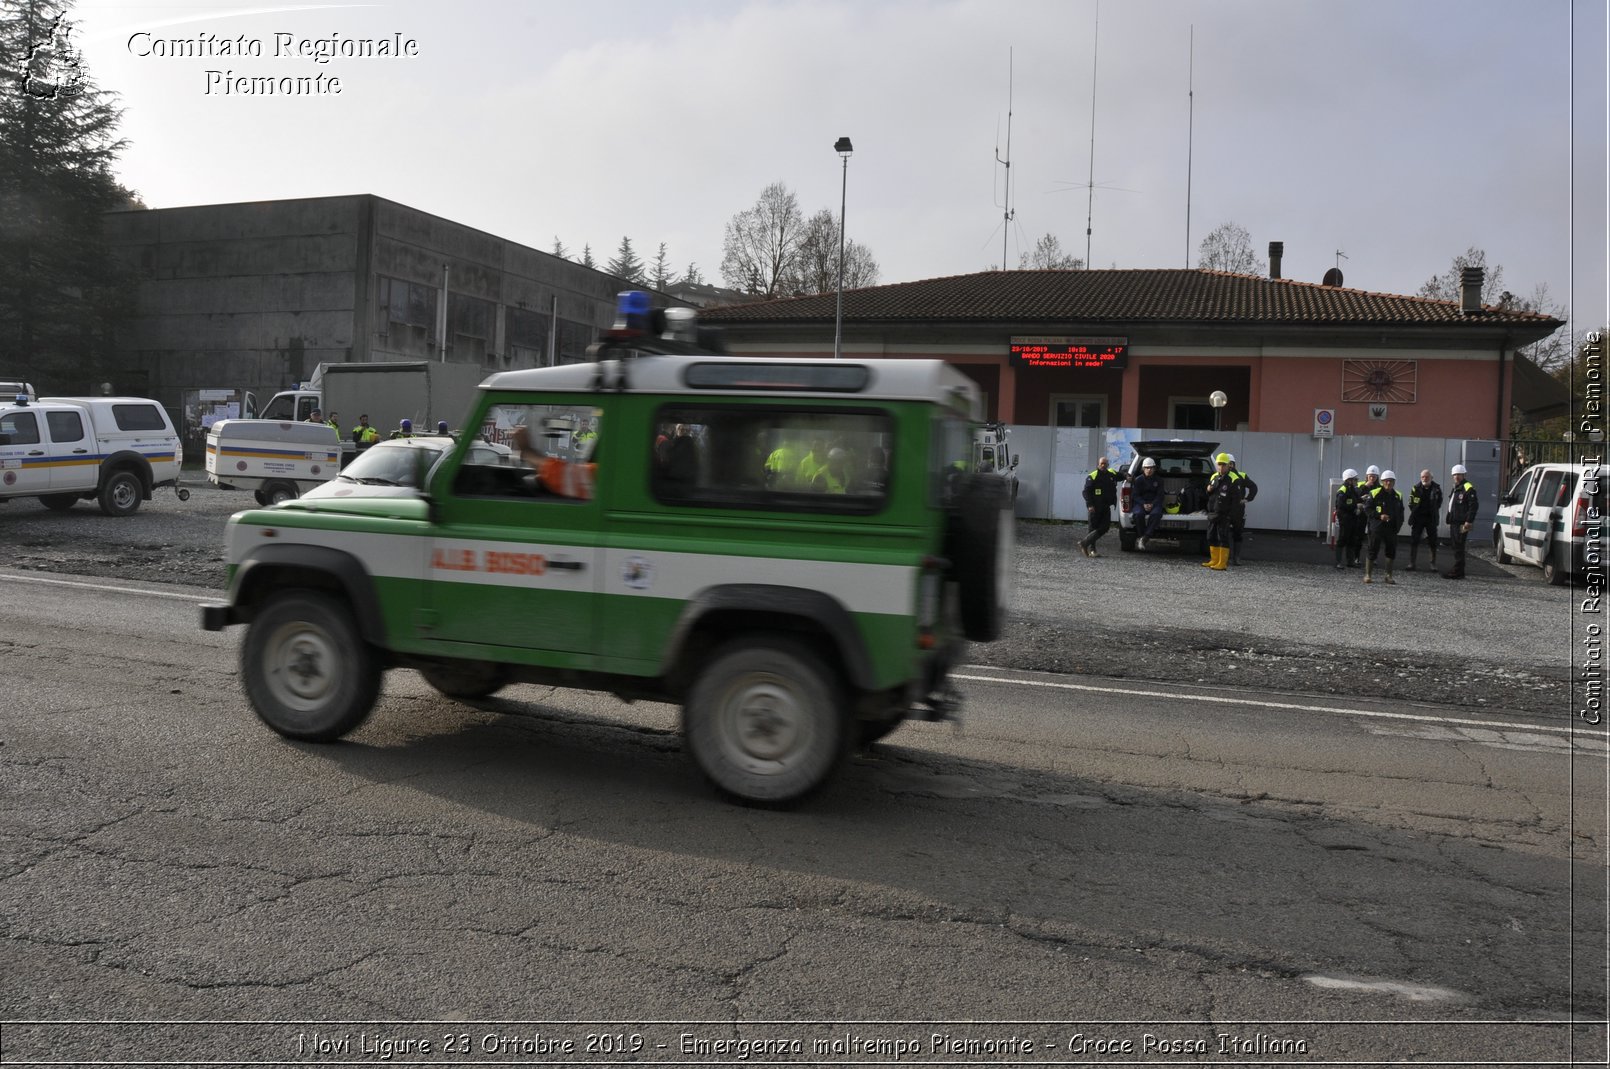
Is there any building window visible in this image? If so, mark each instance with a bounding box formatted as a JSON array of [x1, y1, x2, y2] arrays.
[[555, 319, 594, 366], [449, 293, 495, 363], [377, 276, 437, 351], [1168, 396, 1216, 431], [507, 306, 553, 367], [1051, 395, 1106, 428]]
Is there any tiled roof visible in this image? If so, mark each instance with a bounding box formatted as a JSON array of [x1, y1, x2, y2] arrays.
[[698, 268, 1562, 330]]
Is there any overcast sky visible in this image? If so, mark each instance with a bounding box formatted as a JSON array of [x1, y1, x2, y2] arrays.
[[68, 0, 1606, 334]]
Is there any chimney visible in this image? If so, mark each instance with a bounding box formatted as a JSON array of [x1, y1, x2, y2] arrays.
[[1461, 266, 1484, 314], [1268, 241, 1284, 279]]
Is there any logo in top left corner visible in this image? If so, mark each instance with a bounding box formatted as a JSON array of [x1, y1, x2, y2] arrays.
[[22, 15, 86, 100]]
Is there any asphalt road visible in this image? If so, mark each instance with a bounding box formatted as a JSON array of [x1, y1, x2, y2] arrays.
[[1, 570, 1604, 1066]]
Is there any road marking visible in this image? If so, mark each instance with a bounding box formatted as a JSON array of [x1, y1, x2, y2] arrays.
[[954, 671, 1581, 737], [0, 572, 207, 603]]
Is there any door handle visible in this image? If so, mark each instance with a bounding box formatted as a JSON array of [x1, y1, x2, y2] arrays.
[[72, 448, 88, 454], [27, 450, 43, 456]]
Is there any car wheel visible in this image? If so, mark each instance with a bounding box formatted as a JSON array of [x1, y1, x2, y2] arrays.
[[1543, 559, 1566, 586], [242, 591, 381, 741], [1493, 527, 1510, 564], [263, 480, 297, 505], [685, 638, 848, 806], [253, 489, 269, 506], [97, 469, 142, 516], [38, 493, 78, 511], [420, 660, 509, 700], [945, 473, 1012, 641]]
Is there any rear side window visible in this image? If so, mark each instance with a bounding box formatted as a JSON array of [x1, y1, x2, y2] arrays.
[[112, 404, 168, 431], [651, 404, 891, 514], [0, 411, 39, 445], [46, 411, 85, 443]]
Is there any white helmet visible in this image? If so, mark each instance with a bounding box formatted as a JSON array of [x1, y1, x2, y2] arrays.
[[1365, 464, 1380, 476], [1225, 453, 1236, 463], [1141, 456, 1156, 468], [1451, 463, 1467, 475], [1342, 468, 1359, 481], [1381, 469, 1397, 481]]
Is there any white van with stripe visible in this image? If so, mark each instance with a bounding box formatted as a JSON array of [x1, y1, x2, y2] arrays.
[[0, 395, 184, 515], [203, 297, 1013, 806]]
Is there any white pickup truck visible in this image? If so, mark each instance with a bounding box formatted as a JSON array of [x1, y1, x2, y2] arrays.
[[205, 419, 342, 505], [0, 395, 187, 515]]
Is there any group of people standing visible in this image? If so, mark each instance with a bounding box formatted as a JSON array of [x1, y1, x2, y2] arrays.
[[1332, 464, 1479, 581], [1078, 451, 1256, 568]]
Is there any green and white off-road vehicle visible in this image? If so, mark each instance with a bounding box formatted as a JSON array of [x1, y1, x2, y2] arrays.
[[202, 294, 1013, 805]]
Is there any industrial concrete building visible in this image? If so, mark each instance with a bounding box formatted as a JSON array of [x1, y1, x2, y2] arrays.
[[102, 195, 636, 421]]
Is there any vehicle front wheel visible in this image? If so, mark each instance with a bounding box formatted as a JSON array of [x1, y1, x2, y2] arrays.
[[685, 639, 848, 806], [39, 493, 78, 511], [97, 470, 142, 516], [1493, 527, 1510, 564], [1543, 559, 1566, 586], [420, 660, 509, 699], [242, 591, 381, 741]]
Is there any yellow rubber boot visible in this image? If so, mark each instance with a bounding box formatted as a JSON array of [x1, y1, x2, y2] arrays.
[[1201, 546, 1217, 568], [1210, 545, 1229, 570]]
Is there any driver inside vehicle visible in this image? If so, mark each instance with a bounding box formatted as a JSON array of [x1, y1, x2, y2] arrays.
[[509, 420, 598, 500]]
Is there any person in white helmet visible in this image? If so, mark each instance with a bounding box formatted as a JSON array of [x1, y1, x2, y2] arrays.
[[1333, 468, 1365, 569], [1130, 457, 1164, 548], [1364, 470, 1406, 584], [1443, 463, 1479, 579]]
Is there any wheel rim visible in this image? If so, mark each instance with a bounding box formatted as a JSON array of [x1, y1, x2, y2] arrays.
[[715, 672, 810, 773], [111, 477, 138, 511], [262, 619, 343, 711]]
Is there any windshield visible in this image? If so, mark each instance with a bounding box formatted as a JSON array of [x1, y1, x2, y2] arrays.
[[336, 440, 447, 486]]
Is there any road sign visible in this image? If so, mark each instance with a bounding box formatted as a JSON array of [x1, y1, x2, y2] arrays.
[[1313, 408, 1335, 438]]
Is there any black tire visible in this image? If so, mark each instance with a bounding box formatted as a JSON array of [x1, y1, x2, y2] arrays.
[[1119, 529, 1137, 552], [263, 481, 297, 505], [38, 493, 78, 511], [685, 638, 848, 806], [945, 474, 1012, 642], [241, 591, 381, 742], [420, 660, 509, 700], [97, 469, 142, 517], [1543, 559, 1566, 586], [1492, 527, 1510, 564]]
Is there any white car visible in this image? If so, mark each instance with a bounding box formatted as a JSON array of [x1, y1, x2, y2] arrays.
[[0, 395, 185, 515], [1493, 462, 1602, 585], [297, 436, 510, 501]]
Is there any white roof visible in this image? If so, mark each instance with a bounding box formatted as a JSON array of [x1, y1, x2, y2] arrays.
[[482, 355, 981, 412]]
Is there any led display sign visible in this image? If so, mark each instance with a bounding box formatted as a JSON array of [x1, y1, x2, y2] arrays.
[[1008, 336, 1129, 370]]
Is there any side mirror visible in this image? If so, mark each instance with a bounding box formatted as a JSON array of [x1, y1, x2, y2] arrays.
[[1009, 456, 1020, 471]]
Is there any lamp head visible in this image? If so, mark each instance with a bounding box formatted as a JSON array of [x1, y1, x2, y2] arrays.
[[834, 136, 853, 156]]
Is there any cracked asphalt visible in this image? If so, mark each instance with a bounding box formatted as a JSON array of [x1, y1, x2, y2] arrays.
[[0, 484, 1603, 1064]]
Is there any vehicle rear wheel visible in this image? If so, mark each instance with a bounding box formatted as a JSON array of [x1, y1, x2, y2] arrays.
[[685, 638, 848, 806], [946, 473, 1012, 641], [263, 480, 297, 505], [1492, 527, 1510, 564], [97, 470, 142, 516], [39, 493, 78, 511], [253, 489, 269, 506], [1543, 559, 1566, 586], [420, 660, 509, 700], [242, 591, 381, 741]]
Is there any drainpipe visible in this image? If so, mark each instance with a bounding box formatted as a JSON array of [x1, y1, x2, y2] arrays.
[[1496, 338, 1508, 441]]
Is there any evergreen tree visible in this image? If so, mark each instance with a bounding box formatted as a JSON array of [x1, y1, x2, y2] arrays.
[[0, 0, 137, 390], [552, 236, 569, 260], [606, 235, 645, 285], [683, 262, 704, 286], [580, 244, 595, 269], [650, 242, 675, 291]]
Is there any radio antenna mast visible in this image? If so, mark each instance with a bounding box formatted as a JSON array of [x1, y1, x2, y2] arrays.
[[995, 48, 1015, 271], [1185, 25, 1194, 267], [1084, 0, 1100, 268]]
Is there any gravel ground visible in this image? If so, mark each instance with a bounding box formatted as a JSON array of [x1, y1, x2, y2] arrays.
[[0, 480, 1579, 717]]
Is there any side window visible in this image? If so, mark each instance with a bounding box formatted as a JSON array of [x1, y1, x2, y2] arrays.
[[453, 402, 599, 502], [1506, 470, 1534, 505], [0, 411, 40, 445], [111, 404, 167, 431], [1533, 470, 1566, 509], [45, 411, 85, 443], [651, 404, 891, 513]]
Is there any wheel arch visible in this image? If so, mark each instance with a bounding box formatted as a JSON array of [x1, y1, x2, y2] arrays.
[[227, 544, 387, 645], [661, 585, 877, 697], [99, 450, 155, 497]]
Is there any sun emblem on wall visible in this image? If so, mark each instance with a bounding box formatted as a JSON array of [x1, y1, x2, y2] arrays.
[[1342, 359, 1417, 404]]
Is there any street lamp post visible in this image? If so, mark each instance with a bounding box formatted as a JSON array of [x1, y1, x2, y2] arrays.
[[1209, 390, 1228, 433], [833, 136, 853, 360]]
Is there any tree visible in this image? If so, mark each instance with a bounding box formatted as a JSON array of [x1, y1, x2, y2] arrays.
[[649, 242, 675, 291], [579, 244, 595, 270], [1417, 246, 1505, 305], [605, 236, 644, 285], [720, 182, 804, 296], [1196, 222, 1262, 274], [788, 208, 882, 295], [551, 236, 569, 260], [1019, 233, 1084, 270], [1419, 247, 1571, 372], [0, 0, 136, 391], [682, 262, 704, 286]]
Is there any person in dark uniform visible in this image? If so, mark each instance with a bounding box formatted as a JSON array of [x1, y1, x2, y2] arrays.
[[1443, 463, 1479, 579], [1226, 453, 1257, 565], [1202, 452, 1240, 570], [1365, 470, 1406, 584], [1130, 457, 1164, 549], [1079, 456, 1118, 557], [1406, 469, 1443, 571], [1333, 468, 1365, 569]]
